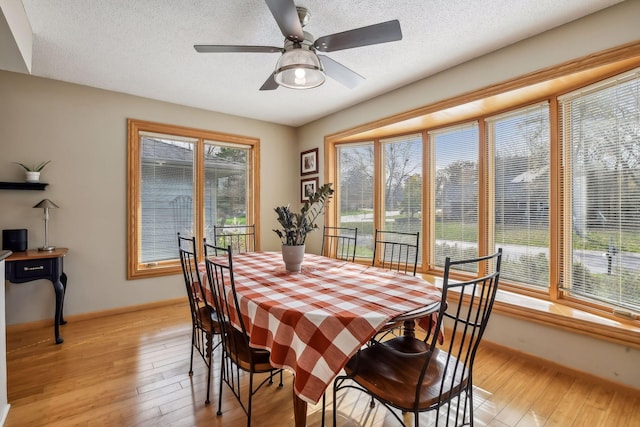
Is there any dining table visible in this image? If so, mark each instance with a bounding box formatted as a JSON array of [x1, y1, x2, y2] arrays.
[[200, 251, 442, 427]]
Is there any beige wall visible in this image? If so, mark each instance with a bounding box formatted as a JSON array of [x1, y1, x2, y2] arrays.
[[299, 1, 640, 156], [299, 0, 640, 389], [1, 0, 639, 389], [0, 71, 298, 324]]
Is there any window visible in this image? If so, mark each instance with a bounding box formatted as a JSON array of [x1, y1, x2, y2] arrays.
[[127, 119, 258, 279], [488, 104, 550, 288], [430, 124, 478, 271], [560, 70, 640, 313], [327, 45, 640, 329], [334, 135, 423, 261], [139, 134, 196, 264], [336, 143, 374, 257], [381, 134, 423, 261]]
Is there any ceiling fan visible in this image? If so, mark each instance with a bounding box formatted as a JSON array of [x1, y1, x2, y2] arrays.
[[194, 0, 402, 90]]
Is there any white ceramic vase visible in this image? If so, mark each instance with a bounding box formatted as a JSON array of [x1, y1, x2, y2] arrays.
[[25, 171, 40, 183], [281, 244, 305, 272]]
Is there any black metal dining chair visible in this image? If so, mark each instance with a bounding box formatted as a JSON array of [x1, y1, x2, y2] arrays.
[[371, 229, 421, 343], [334, 249, 502, 426], [203, 240, 283, 427], [372, 229, 420, 275], [321, 226, 358, 261], [177, 233, 221, 405], [213, 224, 257, 253]]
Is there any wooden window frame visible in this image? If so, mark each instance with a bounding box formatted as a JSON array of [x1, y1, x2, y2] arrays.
[[127, 119, 260, 279], [325, 42, 640, 347]]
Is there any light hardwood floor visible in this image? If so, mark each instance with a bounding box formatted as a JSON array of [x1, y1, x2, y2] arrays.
[[5, 301, 639, 427]]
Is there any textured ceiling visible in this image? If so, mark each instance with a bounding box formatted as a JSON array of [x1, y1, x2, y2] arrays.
[[17, 0, 622, 127]]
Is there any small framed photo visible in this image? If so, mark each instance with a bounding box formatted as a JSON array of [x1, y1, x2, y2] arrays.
[[300, 148, 318, 176], [301, 177, 319, 202]]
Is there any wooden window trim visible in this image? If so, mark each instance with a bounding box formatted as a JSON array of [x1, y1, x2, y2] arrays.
[[127, 118, 260, 279], [442, 276, 640, 349], [325, 42, 640, 346]]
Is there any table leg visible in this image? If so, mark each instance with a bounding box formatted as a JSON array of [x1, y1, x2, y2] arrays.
[[293, 388, 307, 427], [403, 319, 416, 338], [52, 276, 65, 344], [60, 272, 68, 325]]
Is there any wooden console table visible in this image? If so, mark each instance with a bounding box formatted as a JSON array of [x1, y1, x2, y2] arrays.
[[5, 248, 68, 344]]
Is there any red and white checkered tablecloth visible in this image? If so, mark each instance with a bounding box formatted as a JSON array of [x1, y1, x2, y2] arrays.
[[201, 251, 441, 405]]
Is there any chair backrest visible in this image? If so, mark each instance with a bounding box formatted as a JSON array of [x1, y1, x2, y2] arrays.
[[213, 224, 256, 253], [177, 233, 212, 324], [372, 229, 420, 275], [420, 248, 502, 419], [203, 241, 251, 362], [321, 226, 358, 262]]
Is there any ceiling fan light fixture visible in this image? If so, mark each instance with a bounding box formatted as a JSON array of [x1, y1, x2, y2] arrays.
[[274, 47, 325, 89]]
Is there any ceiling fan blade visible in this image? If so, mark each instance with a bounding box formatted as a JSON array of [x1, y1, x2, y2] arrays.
[[194, 45, 282, 53], [319, 55, 365, 89], [314, 20, 402, 52], [260, 73, 279, 91], [265, 0, 304, 41]]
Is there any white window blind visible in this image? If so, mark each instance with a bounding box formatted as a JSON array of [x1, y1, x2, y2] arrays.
[[381, 133, 423, 261], [138, 134, 253, 266], [560, 68, 640, 312], [487, 103, 550, 288], [337, 143, 375, 256], [140, 135, 195, 263], [430, 123, 479, 271], [203, 142, 250, 242]]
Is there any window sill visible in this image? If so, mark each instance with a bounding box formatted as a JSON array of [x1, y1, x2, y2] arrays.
[[422, 274, 640, 349]]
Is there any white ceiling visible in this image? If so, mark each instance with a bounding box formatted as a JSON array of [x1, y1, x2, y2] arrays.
[[12, 0, 623, 127]]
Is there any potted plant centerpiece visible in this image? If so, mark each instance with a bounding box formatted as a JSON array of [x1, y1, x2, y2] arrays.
[[14, 160, 51, 183], [273, 182, 334, 272]]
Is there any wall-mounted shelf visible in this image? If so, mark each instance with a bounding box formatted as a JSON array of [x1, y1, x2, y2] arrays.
[[0, 182, 48, 190]]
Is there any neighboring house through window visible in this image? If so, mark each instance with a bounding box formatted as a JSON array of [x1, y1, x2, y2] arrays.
[[127, 119, 259, 279]]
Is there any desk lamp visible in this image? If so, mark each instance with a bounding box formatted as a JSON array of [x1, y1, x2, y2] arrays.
[[33, 199, 59, 251]]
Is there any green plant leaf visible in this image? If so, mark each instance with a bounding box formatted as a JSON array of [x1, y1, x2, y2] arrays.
[[34, 160, 51, 172], [272, 182, 334, 246], [13, 160, 51, 172]]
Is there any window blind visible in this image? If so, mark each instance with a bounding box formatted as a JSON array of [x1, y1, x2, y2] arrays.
[[487, 103, 550, 288], [140, 136, 195, 263], [429, 122, 479, 271], [380, 133, 423, 261], [337, 143, 375, 256], [560, 68, 640, 312]]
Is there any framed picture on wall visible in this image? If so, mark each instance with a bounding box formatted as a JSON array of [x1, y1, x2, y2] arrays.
[[301, 177, 319, 202], [300, 148, 318, 175]]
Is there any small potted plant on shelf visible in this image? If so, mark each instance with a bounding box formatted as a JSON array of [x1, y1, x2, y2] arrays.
[[273, 182, 334, 272], [14, 160, 51, 183]]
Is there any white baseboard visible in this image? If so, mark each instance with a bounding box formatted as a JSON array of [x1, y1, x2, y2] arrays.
[[0, 404, 11, 426]]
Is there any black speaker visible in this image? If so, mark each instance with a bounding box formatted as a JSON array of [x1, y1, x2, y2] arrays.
[[2, 229, 28, 252]]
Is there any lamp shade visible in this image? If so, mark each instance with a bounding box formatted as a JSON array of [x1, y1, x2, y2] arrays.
[[33, 199, 59, 209], [274, 48, 325, 89]]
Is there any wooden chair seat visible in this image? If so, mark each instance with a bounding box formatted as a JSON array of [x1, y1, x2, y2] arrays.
[[334, 249, 503, 426], [345, 338, 468, 410], [226, 327, 275, 372], [195, 306, 220, 334]]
